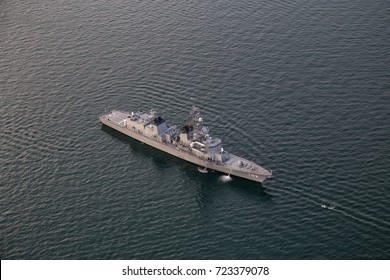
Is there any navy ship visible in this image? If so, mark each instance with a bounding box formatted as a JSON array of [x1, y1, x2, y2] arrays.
[[99, 105, 272, 183]]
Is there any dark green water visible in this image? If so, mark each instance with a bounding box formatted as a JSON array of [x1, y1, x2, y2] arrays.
[[1, 0, 389, 259]]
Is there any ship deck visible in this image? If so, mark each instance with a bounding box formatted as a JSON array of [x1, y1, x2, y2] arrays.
[[102, 111, 129, 127], [224, 154, 272, 176]]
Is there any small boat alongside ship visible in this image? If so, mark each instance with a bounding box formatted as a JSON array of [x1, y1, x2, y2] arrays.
[[99, 105, 272, 183], [197, 166, 209, 173]]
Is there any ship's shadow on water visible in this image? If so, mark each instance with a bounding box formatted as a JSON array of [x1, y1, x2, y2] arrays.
[[100, 124, 273, 200]]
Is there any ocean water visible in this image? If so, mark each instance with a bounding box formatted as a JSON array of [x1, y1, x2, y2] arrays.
[[1, 0, 389, 259]]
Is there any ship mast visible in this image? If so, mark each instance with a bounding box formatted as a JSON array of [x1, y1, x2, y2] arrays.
[[190, 105, 208, 141]]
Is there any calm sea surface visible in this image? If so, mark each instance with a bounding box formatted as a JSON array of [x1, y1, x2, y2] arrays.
[[1, 0, 389, 259]]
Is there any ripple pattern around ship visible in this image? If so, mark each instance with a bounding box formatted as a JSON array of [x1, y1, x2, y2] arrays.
[[1, 0, 390, 259]]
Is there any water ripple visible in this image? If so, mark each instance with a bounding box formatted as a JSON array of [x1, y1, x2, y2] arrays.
[[1, 0, 389, 259]]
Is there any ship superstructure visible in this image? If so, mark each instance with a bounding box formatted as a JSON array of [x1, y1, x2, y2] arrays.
[[99, 105, 272, 183]]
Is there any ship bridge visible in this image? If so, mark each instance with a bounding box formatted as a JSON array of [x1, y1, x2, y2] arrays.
[[204, 137, 221, 148]]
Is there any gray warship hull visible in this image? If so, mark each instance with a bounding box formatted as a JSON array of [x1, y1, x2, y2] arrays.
[[99, 109, 272, 183]]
